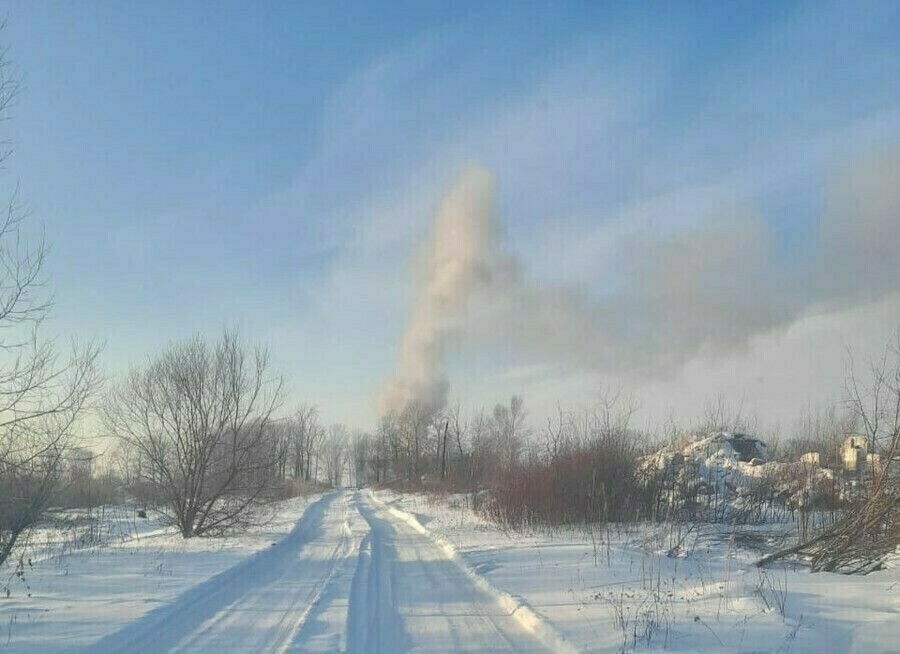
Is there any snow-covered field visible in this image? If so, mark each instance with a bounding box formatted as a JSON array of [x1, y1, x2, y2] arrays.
[[377, 491, 900, 653], [1, 490, 897, 653], [1, 491, 555, 653], [0, 495, 320, 652]]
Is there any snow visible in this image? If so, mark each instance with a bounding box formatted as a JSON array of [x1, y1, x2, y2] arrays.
[[1, 495, 320, 652], [2, 490, 898, 652], [639, 431, 842, 523], [377, 491, 900, 653], [88, 491, 363, 653], [349, 492, 550, 652]]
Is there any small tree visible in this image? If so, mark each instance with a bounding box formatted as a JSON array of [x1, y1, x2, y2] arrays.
[[104, 331, 283, 537]]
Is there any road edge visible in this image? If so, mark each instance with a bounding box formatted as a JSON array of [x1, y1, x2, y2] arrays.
[[366, 490, 582, 654]]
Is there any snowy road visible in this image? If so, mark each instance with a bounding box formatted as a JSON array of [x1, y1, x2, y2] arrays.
[[86, 491, 551, 653]]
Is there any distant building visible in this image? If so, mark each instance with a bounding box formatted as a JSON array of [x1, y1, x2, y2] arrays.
[[840, 435, 867, 473], [800, 452, 821, 467]]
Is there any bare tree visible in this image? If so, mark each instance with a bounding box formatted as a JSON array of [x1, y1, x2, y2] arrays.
[[700, 393, 758, 435], [103, 331, 283, 538], [0, 39, 102, 567], [544, 404, 573, 463], [759, 332, 900, 573], [468, 409, 492, 499], [0, 345, 100, 565], [289, 404, 319, 481], [446, 401, 468, 482], [398, 400, 433, 481], [323, 424, 348, 487], [350, 430, 370, 487], [490, 395, 529, 473], [373, 413, 399, 483], [844, 338, 900, 455], [269, 420, 291, 482], [781, 405, 854, 466]]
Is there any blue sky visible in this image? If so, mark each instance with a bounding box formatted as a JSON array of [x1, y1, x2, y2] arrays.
[[4, 1, 900, 431]]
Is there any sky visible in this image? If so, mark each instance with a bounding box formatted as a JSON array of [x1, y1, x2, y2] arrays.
[[3, 1, 899, 434]]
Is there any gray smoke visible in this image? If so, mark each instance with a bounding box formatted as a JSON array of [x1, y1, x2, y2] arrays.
[[378, 167, 495, 415], [380, 152, 900, 414]]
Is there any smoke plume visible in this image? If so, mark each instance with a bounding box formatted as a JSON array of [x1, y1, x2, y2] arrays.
[[380, 152, 900, 416], [378, 167, 495, 415]]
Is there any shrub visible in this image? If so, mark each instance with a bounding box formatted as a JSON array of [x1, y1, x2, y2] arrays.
[[480, 436, 639, 529]]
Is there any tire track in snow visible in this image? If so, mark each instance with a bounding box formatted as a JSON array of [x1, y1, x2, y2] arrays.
[[82, 491, 562, 653], [283, 495, 369, 653], [267, 495, 354, 652], [82, 492, 355, 654], [346, 496, 410, 654], [350, 492, 551, 653], [367, 491, 579, 654]]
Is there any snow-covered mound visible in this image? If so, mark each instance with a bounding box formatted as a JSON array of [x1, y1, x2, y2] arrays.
[[639, 432, 837, 524], [683, 431, 769, 464]]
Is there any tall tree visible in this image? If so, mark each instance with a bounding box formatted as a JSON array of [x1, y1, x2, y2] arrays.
[[0, 35, 101, 567]]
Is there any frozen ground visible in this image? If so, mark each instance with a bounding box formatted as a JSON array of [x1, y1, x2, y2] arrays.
[[379, 491, 900, 654], [1, 492, 551, 653], [1, 490, 897, 653], [0, 495, 319, 652]]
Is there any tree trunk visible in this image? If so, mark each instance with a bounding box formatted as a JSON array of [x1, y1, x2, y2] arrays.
[[440, 420, 449, 480]]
